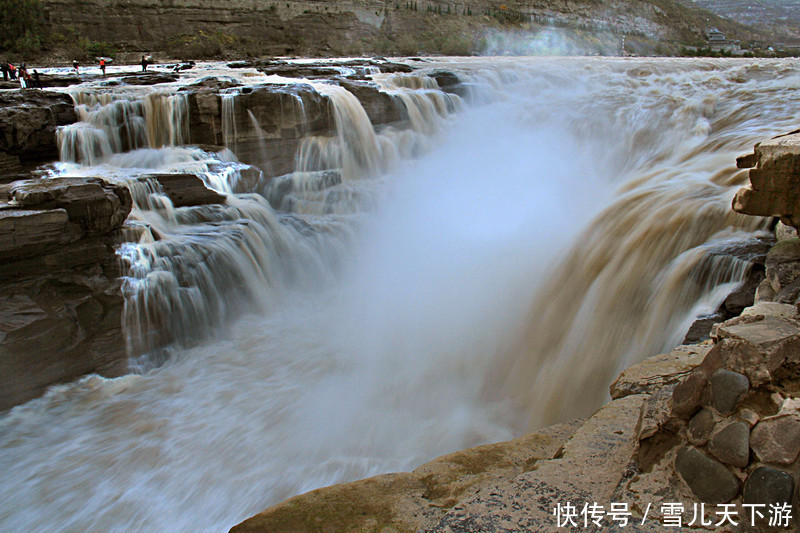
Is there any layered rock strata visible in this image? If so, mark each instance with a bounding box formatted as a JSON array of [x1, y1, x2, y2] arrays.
[[0, 177, 132, 411]]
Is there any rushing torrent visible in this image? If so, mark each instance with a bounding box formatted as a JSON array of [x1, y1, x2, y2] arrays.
[[1, 57, 799, 532]]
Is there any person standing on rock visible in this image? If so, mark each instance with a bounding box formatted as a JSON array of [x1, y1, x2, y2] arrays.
[[32, 69, 40, 89], [1, 62, 7, 81], [8, 63, 16, 80], [73, 59, 79, 73], [141, 55, 148, 72], [18, 63, 27, 89], [100, 58, 106, 75]]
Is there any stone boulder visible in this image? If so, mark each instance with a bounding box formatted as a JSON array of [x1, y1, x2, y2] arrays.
[[733, 132, 800, 229], [610, 343, 710, 399], [712, 313, 800, 386], [0, 90, 78, 166]]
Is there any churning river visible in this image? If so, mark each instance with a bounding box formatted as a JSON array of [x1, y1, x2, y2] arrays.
[[1, 57, 799, 532]]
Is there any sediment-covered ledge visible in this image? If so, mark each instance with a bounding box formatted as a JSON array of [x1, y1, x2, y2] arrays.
[[231, 131, 800, 532]]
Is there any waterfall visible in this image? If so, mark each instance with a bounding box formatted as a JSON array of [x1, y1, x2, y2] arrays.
[[57, 90, 189, 164], [221, 91, 239, 154], [2, 58, 800, 533], [295, 83, 387, 179]]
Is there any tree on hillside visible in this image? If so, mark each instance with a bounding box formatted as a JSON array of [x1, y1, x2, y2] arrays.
[[0, 0, 44, 54]]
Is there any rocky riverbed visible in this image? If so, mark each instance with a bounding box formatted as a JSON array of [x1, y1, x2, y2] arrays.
[[1, 58, 799, 533]]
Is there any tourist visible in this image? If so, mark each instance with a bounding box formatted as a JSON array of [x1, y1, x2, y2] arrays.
[[141, 55, 148, 71], [100, 58, 106, 75], [73, 59, 79, 73], [32, 70, 40, 89], [8, 63, 16, 80], [0, 62, 7, 81], [18, 63, 27, 88]]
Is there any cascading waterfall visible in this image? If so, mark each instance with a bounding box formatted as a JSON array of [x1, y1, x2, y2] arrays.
[[295, 83, 387, 179], [372, 74, 460, 135], [57, 90, 189, 164], [294, 77, 457, 182], [1, 58, 800, 533]]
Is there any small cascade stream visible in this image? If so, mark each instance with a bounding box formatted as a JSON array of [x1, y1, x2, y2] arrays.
[[1, 57, 799, 532]]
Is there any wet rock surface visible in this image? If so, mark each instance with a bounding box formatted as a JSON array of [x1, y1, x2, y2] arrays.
[[142, 173, 227, 207], [184, 81, 333, 177], [683, 236, 772, 344]]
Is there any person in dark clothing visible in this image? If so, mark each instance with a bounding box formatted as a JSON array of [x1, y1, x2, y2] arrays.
[[141, 55, 147, 71], [1, 63, 7, 81], [32, 70, 40, 89], [8, 64, 15, 79]]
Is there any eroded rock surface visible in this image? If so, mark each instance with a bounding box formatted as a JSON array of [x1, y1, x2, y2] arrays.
[[733, 132, 800, 228], [0, 177, 132, 410]]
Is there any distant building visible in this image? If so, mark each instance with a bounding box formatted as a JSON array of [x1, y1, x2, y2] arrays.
[[703, 28, 741, 53]]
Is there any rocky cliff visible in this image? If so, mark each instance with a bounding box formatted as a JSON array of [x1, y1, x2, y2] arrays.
[[0, 177, 132, 411], [0, 91, 77, 178], [231, 133, 800, 532]]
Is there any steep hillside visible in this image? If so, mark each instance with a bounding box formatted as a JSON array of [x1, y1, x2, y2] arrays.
[[11, 0, 778, 61], [677, 0, 800, 43]]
